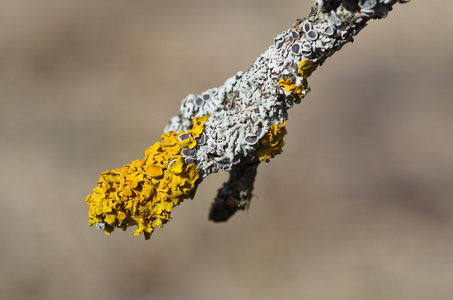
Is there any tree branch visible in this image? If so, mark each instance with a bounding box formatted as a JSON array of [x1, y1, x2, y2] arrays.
[[86, 0, 411, 239]]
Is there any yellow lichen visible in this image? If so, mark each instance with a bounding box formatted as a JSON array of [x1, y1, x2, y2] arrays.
[[86, 115, 210, 239], [278, 59, 318, 99], [278, 78, 298, 93], [298, 59, 318, 78], [187, 114, 209, 138], [256, 119, 287, 162]]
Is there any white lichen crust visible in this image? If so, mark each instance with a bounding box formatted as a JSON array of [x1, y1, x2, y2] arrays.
[[162, 0, 409, 221]]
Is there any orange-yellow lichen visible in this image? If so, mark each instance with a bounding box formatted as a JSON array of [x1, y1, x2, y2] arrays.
[[278, 59, 318, 99], [86, 115, 210, 239], [298, 59, 318, 78], [278, 78, 299, 93], [278, 78, 307, 96], [256, 119, 287, 162], [187, 114, 209, 138]]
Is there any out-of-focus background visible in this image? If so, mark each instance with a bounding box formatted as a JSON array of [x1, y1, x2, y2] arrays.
[[1, 1, 453, 299]]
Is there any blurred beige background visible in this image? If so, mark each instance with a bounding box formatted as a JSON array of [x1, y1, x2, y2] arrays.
[[2, 1, 453, 299]]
